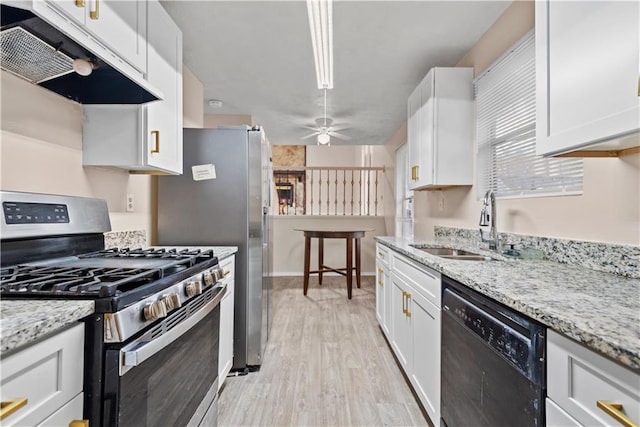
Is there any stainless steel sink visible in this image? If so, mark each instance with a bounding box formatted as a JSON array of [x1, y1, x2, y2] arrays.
[[410, 245, 494, 261]]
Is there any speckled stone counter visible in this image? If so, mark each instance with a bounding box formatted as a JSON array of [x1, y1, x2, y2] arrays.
[[1, 300, 94, 356], [104, 230, 147, 249], [375, 236, 640, 372]]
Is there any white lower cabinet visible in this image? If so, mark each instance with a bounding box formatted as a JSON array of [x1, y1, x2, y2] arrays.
[[218, 255, 235, 391], [375, 243, 391, 337], [1, 323, 85, 427], [378, 246, 441, 426], [546, 330, 640, 427]]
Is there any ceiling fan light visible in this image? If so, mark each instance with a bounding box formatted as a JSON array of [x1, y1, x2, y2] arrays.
[[317, 132, 330, 144]]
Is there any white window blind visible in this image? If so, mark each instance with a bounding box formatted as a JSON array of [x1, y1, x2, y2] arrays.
[[475, 30, 583, 198]]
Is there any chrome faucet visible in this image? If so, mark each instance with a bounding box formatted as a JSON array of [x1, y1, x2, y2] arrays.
[[479, 190, 500, 250]]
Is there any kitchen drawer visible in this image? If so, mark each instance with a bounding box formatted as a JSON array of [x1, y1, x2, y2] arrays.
[[1, 323, 84, 426], [547, 330, 640, 427], [376, 243, 390, 267], [392, 251, 441, 308], [36, 393, 83, 427], [546, 398, 582, 427]]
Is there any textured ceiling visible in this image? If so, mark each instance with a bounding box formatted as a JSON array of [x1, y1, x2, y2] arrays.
[[161, 1, 510, 145]]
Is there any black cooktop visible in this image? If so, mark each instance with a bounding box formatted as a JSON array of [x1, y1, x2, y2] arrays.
[[0, 248, 217, 302]]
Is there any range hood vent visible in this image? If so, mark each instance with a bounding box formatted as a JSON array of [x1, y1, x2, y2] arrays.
[[1, 26, 74, 83], [0, 5, 160, 104]]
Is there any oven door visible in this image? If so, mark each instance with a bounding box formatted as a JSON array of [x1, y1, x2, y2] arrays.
[[102, 285, 225, 427]]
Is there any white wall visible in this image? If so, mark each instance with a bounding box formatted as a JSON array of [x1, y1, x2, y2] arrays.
[[408, 1, 640, 245], [0, 71, 153, 241], [273, 216, 386, 276]]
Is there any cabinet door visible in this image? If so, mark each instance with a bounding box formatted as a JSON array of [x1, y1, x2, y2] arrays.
[[416, 72, 434, 188], [44, 0, 86, 25], [546, 398, 582, 427], [1, 324, 84, 427], [375, 260, 385, 330], [84, 0, 147, 72], [536, 0, 640, 155], [407, 85, 422, 190], [43, 0, 146, 73], [218, 256, 235, 389], [36, 393, 84, 427], [145, 0, 183, 174], [409, 290, 440, 426], [390, 274, 412, 372]]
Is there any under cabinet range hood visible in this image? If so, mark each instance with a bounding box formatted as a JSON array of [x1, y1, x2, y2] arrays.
[[0, 4, 161, 104]]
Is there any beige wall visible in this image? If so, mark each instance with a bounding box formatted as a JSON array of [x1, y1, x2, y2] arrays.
[[183, 66, 204, 128], [408, 1, 640, 245], [0, 71, 153, 242], [203, 114, 253, 128], [272, 216, 386, 276]]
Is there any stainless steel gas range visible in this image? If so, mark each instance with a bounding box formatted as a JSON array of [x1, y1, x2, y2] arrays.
[[0, 191, 226, 427]]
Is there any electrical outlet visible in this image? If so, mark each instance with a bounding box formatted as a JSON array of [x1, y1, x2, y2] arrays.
[[126, 194, 135, 212]]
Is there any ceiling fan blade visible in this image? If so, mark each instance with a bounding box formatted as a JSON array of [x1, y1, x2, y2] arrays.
[[329, 125, 350, 132], [328, 131, 351, 141], [302, 125, 320, 131], [301, 131, 320, 139]]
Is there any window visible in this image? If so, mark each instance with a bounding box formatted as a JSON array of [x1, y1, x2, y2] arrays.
[[475, 30, 583, 198]]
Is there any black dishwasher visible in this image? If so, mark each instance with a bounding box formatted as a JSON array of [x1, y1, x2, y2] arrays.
[[441, 276, 546, 427]]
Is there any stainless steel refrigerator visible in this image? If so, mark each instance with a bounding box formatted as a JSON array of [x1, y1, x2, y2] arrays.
[[157, 126, 272, 370]]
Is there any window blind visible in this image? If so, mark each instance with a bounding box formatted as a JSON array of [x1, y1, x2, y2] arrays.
[[475, 30, 583, 198]]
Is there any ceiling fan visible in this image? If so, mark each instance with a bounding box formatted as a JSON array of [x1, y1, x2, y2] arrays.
[[301, 89, 351, 145]]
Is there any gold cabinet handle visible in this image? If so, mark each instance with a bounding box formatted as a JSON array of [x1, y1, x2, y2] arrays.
[[223, 270, 231, 277], [69, 420, 89, 427], [378, 268, 383, 274], [411, 165, 419, 181], [0, 398, 28, 420], [406, 293, 412, 318], [75, 0, 85, 7], [401, 291, 407, 314], [90, 0, 99, 20], [151, 130, 160, 153], [597, 401, 639, 427]]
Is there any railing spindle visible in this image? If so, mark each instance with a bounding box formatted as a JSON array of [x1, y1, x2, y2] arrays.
[[342, 170, 347, 216], [374, 170, 379, 216], [350, 170, 355, 216]]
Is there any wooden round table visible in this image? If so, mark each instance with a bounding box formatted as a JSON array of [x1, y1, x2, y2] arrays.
[[295, 228, 373, 299]]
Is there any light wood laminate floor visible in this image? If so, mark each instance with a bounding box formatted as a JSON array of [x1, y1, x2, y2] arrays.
[[217, 276, 429, 427]]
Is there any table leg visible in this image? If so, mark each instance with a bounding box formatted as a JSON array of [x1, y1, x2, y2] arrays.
[[303, 236, 310, 296], [346, 237, 353, 299], [356, 237, 362, 289], [318, 237, 324, 285]]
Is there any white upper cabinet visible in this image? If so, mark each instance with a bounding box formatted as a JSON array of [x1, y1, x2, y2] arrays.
[[407, 67, 473, 190], [83, 0, 183, 175], [37, 0, 147, 74], [535, 0, 640, 156]]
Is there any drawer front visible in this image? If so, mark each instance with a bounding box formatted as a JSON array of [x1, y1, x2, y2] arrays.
[[1, 323, 84, 426], [36, 393, 84, 427], [392, 251, 441, 308], [376, 243, 390, 267], [220, 255, 235, 294], [547, 330, 640, 427], [546, 398, 582, 427]]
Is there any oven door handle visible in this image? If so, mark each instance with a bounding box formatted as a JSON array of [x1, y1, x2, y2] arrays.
[[120, 284, 226, 376]]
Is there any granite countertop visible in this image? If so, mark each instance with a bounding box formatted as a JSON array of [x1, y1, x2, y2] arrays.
[[1, 300, 95, 357], [376, 236, 640, 372]]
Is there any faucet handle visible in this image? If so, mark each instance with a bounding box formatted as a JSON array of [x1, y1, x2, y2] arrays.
[[479, 209, 490, 227]]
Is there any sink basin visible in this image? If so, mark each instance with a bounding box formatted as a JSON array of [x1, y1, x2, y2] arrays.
[[410, 245, 494, 261]]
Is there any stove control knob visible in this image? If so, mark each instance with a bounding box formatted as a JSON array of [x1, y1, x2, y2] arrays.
[[162, 293, 181, 312], [143, 301, 167, 322], [185, 280, 203, 298], [213, 267, 226, 281], [203, 271, 214, 286]]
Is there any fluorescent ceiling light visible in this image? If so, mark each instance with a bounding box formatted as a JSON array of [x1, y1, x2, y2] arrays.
[[307, 0, 333, 89]]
